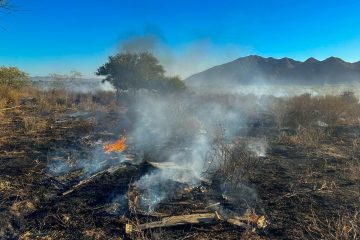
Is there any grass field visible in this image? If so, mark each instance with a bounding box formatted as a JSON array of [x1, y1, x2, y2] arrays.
[[0, 85, 359, 239]]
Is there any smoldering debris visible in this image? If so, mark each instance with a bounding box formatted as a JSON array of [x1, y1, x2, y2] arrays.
[[45, 91, 269, 217], [123, 92, 266, 212], [246, 137, 268, 157], [126, 174, 268, 237]]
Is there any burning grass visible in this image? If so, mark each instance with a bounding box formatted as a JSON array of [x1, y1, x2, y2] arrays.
[[104, 136, 127, 154]]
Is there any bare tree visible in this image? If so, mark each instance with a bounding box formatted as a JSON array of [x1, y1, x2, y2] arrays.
[[0, 0, 10, 10], [0, 0, 16, 13]]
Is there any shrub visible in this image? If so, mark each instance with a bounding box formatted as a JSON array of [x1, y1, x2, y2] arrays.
[[0, 67, 31, 89]]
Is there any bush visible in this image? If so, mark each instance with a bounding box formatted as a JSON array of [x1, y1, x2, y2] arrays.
[[0, 67, 31, 89]]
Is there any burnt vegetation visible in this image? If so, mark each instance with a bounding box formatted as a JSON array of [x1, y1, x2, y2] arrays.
[[0, 57, 360, 240]]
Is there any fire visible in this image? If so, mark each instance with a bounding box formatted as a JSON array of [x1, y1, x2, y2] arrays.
[[103, 136, 127, 154]]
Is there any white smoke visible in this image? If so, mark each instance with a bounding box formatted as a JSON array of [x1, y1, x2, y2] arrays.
[[47, 139, 126, 178], [246, 137, 268, 157], [127, 91, 265, 210], [118, 33, 245, 79]]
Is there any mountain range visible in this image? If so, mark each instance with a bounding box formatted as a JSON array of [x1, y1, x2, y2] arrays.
[[185, 55, 360, 86]]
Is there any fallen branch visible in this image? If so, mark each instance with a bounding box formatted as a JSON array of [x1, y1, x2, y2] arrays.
[[126, 211, 268, 234], [133, 210, 171, 218], [1, 105, 22, 111], [127, 212, 221, 233], [227, 215, 268, 229], [62, 165, 126, 196], [159, 201, 193, 206]]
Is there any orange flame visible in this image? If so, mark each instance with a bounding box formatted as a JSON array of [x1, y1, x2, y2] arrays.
[[103, 136, 127, 154]]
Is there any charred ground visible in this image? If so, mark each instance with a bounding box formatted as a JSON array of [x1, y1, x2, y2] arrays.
[[0, 88, 360, 240]]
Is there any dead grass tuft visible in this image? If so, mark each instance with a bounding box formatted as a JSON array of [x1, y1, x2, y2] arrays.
[[269, 93, 360, 129], [206, 129, 260, 186], [0, 180, 12, 192], [278, 126, 327, 149], [304, 208, 360, 240], [10, 200, 36, 217], [345, 138, 360, 181]]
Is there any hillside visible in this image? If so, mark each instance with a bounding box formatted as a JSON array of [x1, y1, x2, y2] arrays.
[[186, 55, 360, 86]]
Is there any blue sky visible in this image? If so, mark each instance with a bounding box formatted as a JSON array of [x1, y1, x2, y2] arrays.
[[1, 0, 360, 77]]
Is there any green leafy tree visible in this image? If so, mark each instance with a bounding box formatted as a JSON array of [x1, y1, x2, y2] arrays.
[[96, 52, 186, 95], [0, 67, 31, 89], [149, 76, 187, 93]]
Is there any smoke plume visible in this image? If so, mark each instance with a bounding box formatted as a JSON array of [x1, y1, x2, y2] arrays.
[[118, 32, 245, 78]]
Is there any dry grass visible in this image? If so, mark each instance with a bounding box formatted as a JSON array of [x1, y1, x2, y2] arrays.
[[0, 85, 24, 106], [269, 92, 360, 129], [277, 126, 328, 149], [303, 208, 360, 240], [206, 129, 260, 186], [346, 138, 360, 181], [21, 115, 49, 134], [0, 87, 119, 168], [0, 180, 12, 192], [0, 85, 119, 115], [268, 97, 289, 128]]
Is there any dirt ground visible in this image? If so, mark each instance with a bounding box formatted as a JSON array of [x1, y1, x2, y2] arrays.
[[0, 95, 359, 240]]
